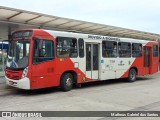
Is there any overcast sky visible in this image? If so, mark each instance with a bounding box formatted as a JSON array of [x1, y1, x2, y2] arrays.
[[0, 0, 160, 34]]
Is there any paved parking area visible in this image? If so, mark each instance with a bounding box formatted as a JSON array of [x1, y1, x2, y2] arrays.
[[0, 76, 6, 89], [0, 73, 160, 120]]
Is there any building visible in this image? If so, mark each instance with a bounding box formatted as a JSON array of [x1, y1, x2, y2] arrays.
[[0, 6, 160, 76]]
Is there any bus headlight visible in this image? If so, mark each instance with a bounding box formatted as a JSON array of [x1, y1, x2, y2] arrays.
[[22, 67, 28, 78]]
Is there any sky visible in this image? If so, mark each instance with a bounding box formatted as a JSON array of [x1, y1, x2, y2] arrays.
[[0, 0, 160, 34]]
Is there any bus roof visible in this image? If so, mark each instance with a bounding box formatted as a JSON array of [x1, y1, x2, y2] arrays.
[[44, 29, 157, 44]]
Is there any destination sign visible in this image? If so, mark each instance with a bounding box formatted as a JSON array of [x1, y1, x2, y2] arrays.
[[12, 30, 32, 38]]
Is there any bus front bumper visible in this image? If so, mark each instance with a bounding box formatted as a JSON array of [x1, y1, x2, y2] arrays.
[[5, 77, 30, 90]]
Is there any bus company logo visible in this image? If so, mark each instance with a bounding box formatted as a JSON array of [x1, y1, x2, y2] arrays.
[[118, 60, 125, 66], [2, 112, 11, 117]]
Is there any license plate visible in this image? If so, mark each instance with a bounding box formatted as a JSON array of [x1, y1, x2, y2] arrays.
[[9, 81, 14, 85]]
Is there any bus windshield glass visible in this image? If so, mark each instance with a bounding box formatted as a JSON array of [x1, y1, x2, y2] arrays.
[[6, 40, 30, 69]]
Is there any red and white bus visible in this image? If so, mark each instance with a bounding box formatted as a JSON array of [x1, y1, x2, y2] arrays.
[[5, 29, 159, 91]]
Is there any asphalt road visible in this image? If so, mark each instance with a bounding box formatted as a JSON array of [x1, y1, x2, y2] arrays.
[[0, 73, 160, 120]]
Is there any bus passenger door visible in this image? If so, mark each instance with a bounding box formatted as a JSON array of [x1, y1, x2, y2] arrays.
[[143, 46, 151, 74], [86, 43, 99, 80]]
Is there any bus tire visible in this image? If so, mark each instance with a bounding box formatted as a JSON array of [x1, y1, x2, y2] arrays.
[[60, 73, 73, 91], [128, 68, 137, 82]]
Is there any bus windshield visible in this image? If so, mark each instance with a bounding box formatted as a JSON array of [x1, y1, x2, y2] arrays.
[[6, 40, 30, 69]]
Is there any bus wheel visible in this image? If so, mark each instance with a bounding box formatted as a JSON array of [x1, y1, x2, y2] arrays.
[[128, 68, 137, 82], [60, 73, 73, 91]]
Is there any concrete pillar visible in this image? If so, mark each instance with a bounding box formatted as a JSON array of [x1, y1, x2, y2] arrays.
[[8, 25, 12, 40]]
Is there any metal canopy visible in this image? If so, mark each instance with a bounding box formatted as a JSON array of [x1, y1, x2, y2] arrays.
[[0, 6, 160, 40]]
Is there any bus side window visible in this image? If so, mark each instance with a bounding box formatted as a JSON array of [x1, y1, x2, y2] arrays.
[[102, 41, 117, 58], [153, 45, 158, 57], [78, 38, 84, 58], [132, 43, 142, 57], [118, 42, 131, 57], [33, 39, 54, 64], [56, 37, 78, 58]]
